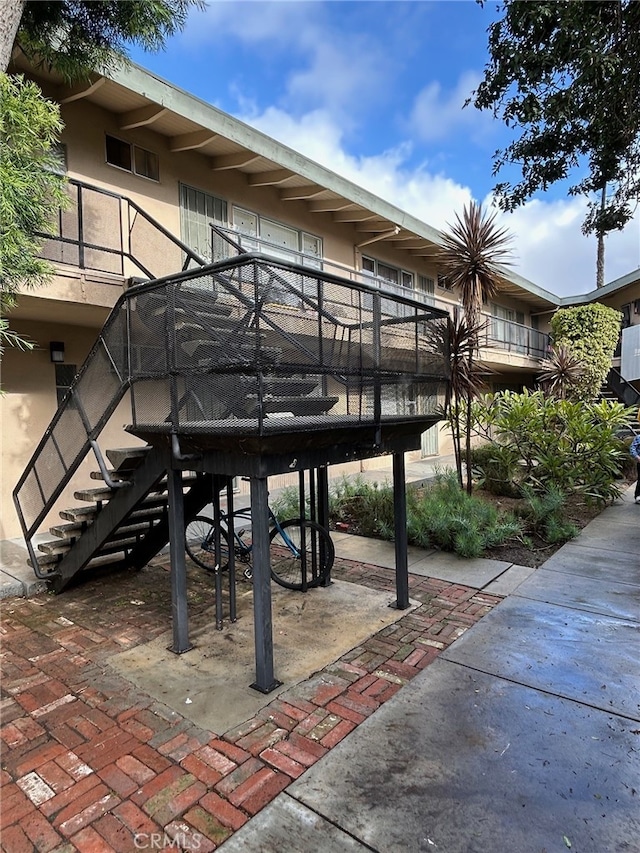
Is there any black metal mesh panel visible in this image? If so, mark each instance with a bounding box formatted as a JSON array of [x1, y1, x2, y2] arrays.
[[15, 468, 44, 534], [128, 290, 169, 376], [124, 258, 450, 434], [101, 306, 128, 378], [131, 379, 172, 427], [74, 343, 122, 431], [81, 190, 123, 275], [53, 406, 87, 469], [34, 442, 66, 511], [39, 238, 80, 267]]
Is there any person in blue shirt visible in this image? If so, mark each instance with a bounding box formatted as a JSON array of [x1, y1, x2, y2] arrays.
[[631, 433, 640, 504]]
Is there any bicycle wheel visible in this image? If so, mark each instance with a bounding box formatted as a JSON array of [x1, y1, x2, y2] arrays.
[[269, 519, 334, 590], [185, 516, 230, 572]]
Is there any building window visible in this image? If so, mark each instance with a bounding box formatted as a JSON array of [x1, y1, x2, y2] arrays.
[[418, 275, 434, 295], [437, 273, 453, 291], [362, 256, 414, 289], [55, 364, 76, 405], [231, 206, 322, 265], [105, 134, 159, 181]]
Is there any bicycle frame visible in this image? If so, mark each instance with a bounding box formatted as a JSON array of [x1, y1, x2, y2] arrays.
[[206, 505, 302, 561]]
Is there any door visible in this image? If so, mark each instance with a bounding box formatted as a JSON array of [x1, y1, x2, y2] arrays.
[[421, 424, 439, 457], [180, 185, 227, 260]]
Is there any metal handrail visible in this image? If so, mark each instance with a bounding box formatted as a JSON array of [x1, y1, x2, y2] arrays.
[[607, 367, 640, 407]]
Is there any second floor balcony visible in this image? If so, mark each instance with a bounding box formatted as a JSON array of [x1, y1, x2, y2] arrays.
[[37, 179, 550, 364]]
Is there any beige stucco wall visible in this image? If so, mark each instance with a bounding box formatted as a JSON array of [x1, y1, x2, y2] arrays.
[[1, 319, 144, 541]]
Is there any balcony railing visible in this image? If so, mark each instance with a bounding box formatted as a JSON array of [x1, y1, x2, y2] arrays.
[[38, 179, 206, 281], [38, 179, 548, 362], [481, 316, 549, 360]]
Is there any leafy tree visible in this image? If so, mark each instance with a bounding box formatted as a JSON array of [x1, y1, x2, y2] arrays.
[[474, 1, 640, 249], [550, 303, 622, 399], [431, 312, 492, 491], [2, 1, 204, 79], [0, 73, 68, 353], [438, 202, 513, 492]]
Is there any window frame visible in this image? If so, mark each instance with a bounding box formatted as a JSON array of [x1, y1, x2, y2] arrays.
[[231, 205, 322, 266], [361, 255, 414, 290], [105, 134, 159, 182]]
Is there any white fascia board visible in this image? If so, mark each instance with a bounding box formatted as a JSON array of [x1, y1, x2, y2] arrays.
[[105, 62, 445, 245], [560, 269, 640, 305]]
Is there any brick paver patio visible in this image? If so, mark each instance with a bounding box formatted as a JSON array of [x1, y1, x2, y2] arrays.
[[1, 555, 501, 852]]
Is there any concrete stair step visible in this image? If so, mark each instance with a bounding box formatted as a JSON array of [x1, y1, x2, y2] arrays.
[[89, 469, 135, 482], [50, 518, 157, 541], [73, 486, 118, 503], [105, 446, 151, 470], [38, 540, 72, 556], [245, 395, 339, 416], [74, 473, 197, 503], [50, 520, 93, 539]]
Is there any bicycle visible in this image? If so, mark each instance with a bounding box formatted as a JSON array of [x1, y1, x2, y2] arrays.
[[185, 503, 334, 591]]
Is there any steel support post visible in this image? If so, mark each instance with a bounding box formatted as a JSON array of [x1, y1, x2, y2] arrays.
[[249, 477, 281, 693], [167, 466, 193, 653], [226, 478, 237, 623], [213, 479, 224, 630], [317, 467, 332, 586], [392, 452, 410, 610]]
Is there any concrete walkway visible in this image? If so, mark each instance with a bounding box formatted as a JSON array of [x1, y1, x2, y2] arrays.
[[219, 487, 640, 853]]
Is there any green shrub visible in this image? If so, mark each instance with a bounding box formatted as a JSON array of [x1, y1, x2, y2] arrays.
[[550, 303, 621, 400], [472, 391, 632, 506], [328, 469, 522, 559], [270, 485, 305, 521], [470, 444, 522, 496], [517, 485, 578, 544]]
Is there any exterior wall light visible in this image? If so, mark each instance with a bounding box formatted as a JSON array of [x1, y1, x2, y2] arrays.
[[50, 342, 65, 363]]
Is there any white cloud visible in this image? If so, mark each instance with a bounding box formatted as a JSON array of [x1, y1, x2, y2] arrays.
[[240, 105, 472, 227], [285, 37, 393, 115], [182, 2, 387, 114], [498, 199, 640, 296], [409, 71, 490, 143], [182, 0, 323, 50], [243, 104, 640, 297]]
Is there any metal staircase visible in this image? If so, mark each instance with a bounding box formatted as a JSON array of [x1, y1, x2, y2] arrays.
[[15, 196, 449, 593], [600, 368, 640, 435]]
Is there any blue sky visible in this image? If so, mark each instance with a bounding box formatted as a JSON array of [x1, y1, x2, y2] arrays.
[[129, 0, 640, 297]]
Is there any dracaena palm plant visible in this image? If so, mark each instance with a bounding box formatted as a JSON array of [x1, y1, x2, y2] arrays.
[[426, 312, 493, 489], [438, 203, 513, 491], [537, 344, 585, 400]]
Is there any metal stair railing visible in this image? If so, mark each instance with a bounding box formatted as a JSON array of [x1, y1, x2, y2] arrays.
[[125, 252, 450, 439], [606, 367, 640, 409], [16, 194, 209, 577], [13, 298, 134, 577]]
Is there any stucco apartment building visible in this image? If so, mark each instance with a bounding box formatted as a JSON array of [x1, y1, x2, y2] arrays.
[[2, 52, 640, 547]]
